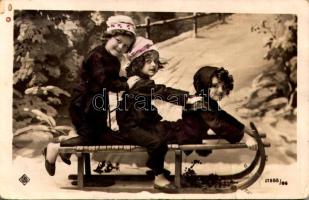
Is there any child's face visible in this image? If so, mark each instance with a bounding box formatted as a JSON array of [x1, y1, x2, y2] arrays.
[[209, 76, 227, 101], [141, 54, 159, 77], [105, 35, 134, 58]]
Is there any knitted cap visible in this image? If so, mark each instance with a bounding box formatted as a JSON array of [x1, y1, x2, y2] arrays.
[[106, 15, 136, 35], [127, 36, 158, 61]]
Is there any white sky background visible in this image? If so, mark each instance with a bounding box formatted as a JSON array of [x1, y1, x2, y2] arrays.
[[0, 0, 308, 199]]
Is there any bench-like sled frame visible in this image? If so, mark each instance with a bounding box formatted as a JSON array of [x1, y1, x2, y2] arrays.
[[59, 122, 270, 193]]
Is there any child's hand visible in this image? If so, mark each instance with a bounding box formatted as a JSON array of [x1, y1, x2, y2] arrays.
[[127, 76, 141, 89], [186, 96, 203, 104]]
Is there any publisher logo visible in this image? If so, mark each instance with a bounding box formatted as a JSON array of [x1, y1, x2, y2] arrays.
[[19, 174, 30, 185]]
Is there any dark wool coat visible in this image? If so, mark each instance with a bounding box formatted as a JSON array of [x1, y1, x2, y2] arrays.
[[116, 79, 189, 132], [73, 44, 128, 112], [114, 79, 189, 174], [68, 43, 128, 142]]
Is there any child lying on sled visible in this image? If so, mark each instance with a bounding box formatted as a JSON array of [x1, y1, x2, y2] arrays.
[[170, 66, 258, 156]]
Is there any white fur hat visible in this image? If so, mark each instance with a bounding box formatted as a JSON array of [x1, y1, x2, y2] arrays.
[[106, 15, 136, 35], [127, 36, 158, 61]]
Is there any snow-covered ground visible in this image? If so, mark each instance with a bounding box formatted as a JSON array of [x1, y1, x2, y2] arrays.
[[5, 155, 300, 199], [6, 14, 307, 199]]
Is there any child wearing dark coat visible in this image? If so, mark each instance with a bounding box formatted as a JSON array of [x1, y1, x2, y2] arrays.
[[116, 36, 201, 193], [164, 66, 258, 157], [43, 15, 140, 176]]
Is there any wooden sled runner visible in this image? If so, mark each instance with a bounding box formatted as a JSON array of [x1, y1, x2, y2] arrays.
[[59, 122, 270, 193]]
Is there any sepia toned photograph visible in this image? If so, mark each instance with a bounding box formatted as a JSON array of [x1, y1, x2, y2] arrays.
[[0, 0, 308, 199]]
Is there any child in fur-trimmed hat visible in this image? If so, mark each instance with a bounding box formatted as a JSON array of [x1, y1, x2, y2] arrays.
[[116, 36, 202, 193], [126, 36, 164, 78]]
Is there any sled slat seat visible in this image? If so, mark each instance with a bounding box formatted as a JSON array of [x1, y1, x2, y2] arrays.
[[59, 144, 178, 153], [59, 142, 270, 153]]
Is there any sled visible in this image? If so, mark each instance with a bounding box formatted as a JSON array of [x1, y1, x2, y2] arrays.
[[59, 122, 270, 193]]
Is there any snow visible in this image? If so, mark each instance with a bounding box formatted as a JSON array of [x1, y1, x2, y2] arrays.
[[6, 13, 308, 199], [5, 156, 301, 199]]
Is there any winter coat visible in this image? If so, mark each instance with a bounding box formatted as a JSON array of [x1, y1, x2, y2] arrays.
[[116, 78, 189, 132], [68, 43, 128, 140], [182, 66, 245, 144], [71, 43, 128, 114]]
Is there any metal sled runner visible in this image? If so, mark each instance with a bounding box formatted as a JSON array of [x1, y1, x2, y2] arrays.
[[59, 122, 270, 193]]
